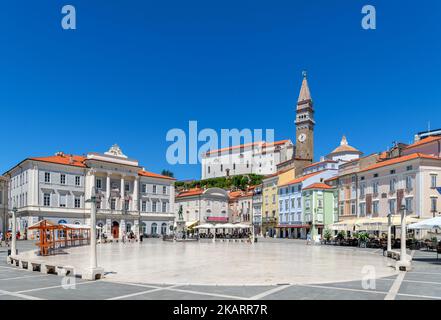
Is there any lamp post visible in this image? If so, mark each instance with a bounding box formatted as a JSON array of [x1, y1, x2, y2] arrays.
[[387, 213, 392, 253], [83, 187, 104, 280], [396, 198, 411, 271], [10, 206, 17, 257]]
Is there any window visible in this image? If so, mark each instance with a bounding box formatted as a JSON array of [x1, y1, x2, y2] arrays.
[[220, 165, 223, 172], [163, 186, 167, 195], [75, 176, 80, 186], [431, 175, 437, 189], [96, 178, 102, 189], [60, 174, 66, 185], [142, 201, 146, 212], [373, 173, 379, 178], [431, 198, 437, 212], [291, 198, 295, 209], [373, 201, 379, 215], [360, 184, 366, 197], [351, 202, 356, 215], [233, 163, 236, 170], [272, 195, 275, 204], [359, 203, 366, 216], [44, 193, 50, 206], [59, 194, 66, 207], [297, 198, 301, 208], [389, 199, 396, 214], [305, 200, 311, 209], [44, 172, 51, 183], [405, 198, 413, 212], [406, 165, 413, 171], [279, 200, 283, 211], [161, 223, 167, 235], [111, 198, 116, 210], [389, 179, 396, 193], [125, 183, 130, 192], [373, 182, 379, 195], [74, 197, 81, 208], [142, 184, 146, 193], [151, 223, 158, 235], [152, 201, 157, 212], [318, 199, 323, 208], [406, 176, 413, 191], [153, 185, 157, 194], [208, 166, 210, 174], [390, 169, 396, 174], [126, 223, 132, 233], [162, 201, 167, 212], [124, 200, 129, 210]]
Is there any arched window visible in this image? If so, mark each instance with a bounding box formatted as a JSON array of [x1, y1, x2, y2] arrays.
[[141, 222, 147, 235], [151, 223, 158, 235], [161, 223, 167, 235]]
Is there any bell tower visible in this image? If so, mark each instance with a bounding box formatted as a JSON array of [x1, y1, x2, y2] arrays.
[[295, 71, 315, 160]]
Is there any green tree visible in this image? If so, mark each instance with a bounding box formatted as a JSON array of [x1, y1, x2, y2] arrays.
[[161, 170, 174, 178]]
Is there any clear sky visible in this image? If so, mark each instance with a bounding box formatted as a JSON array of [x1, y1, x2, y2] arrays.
[[1, 0, 440, 180]]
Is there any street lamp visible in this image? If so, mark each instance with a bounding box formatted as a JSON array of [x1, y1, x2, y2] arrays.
[[387, 213, 392, 253], [83, 187, 104, 280], [10, 206, 17, 258], [396, 198, 411, 271]]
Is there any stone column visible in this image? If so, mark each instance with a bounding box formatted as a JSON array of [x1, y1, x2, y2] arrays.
[[120, 176, 125, 210], [133, 177, 139, 211], [106, 174, 111, 209]]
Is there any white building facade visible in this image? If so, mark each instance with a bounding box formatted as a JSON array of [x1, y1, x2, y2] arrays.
[[4, 145, 175, 239], [0, 176, 7, 236], [175, 188, 229, 225], [201, 140, 294, 179]]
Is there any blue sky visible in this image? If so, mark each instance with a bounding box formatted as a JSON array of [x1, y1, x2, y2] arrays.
[[1, 0, 440, 180]]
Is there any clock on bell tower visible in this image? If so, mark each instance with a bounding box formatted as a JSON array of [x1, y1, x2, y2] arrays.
[[295, 71, 314, 160]]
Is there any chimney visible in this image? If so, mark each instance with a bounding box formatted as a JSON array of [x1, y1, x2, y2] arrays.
[[414, 134, 421, 143], [320, 156, 325, 162], [69, 155, 74, 164], [55, 151, 64, 157]]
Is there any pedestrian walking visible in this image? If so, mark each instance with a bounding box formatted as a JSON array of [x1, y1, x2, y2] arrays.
[[306, 232, 311, 245]]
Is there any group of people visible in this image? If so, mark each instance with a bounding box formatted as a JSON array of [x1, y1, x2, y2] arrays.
[[0, 231, 14, 247]]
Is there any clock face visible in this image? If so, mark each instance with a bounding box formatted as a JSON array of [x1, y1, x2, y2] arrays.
[[298, 133, 307, 143]]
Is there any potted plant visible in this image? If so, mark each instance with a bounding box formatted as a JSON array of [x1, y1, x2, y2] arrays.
[[323, 229, 332, 244]]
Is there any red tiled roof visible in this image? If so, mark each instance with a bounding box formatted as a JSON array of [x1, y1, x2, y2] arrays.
[[29, 155, 87, 168], [359, 153, 440, 173], [138, 170, 176, 180], [405, 136, 441, 150], [206, 140, 290, 155], [278, 171, 324, 187], [176, 188, 204, 198], [303, 183, 334, 190]]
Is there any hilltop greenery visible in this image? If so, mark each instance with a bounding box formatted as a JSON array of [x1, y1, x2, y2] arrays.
[[175, 174, 264, 191]]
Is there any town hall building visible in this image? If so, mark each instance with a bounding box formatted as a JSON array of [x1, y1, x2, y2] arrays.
[[4, 145, 176, 239]]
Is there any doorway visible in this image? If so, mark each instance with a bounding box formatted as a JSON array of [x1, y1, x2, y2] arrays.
[[112, 221, 120, 239]]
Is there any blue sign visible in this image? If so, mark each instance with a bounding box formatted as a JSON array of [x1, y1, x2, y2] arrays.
[[437, 187, 441, 195], [58, 219, 67, 224]]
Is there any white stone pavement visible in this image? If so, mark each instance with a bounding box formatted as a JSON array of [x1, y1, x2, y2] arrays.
[[15, 239, 398, 286]]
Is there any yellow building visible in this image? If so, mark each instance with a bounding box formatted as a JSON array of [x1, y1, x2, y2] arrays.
[[262, 168, 296, 237]]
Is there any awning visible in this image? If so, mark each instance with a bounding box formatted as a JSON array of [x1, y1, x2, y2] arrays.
[[185, 221, 199, 229], [206, 217, 228, 222], [408, 216, 441, 230], [330, 215, 422, 231]]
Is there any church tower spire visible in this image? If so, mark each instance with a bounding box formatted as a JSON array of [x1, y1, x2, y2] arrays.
[[295, 71, 315, 160]]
